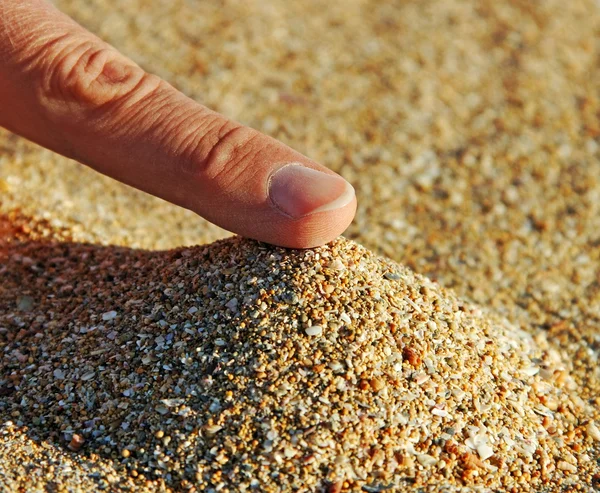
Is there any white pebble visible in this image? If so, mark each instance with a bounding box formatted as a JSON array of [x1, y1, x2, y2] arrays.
[[557, 460, 577, 473], [417, 454, 438, 466], [521, 365, 539, 377], [283, 447, 296, 458], [161, 398, 185, 407], [305, 325, 323, 337], [205, 425, 222, 435], [477, 444, 494, 461], [587, 421, 600, 441], [101, 310, 117, 321]]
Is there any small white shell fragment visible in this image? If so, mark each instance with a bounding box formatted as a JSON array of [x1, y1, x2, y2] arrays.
[[417, 454, 438, 466], [328, 258, 345, 271], [557, 461, 577, 472], [283, 447, 296, 458], [521, 365, 539, 377], [160, 398, 185, 407], [587, 421, 600, 441], [204, 425, 222, 436], [305, 325, 323, 336], [102, 310, 117, 321], [80, 372, 95, 381], [477, 444, 494, 460]]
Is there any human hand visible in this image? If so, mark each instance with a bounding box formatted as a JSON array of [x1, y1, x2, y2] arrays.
[[0, 0, 356, 248]]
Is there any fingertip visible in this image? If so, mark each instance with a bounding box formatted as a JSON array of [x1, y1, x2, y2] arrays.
[[263, 192, 357, 249], [183, 128, 358, 249]]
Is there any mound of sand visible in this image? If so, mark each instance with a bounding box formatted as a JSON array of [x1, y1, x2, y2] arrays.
[[1, 236, 596, 492]]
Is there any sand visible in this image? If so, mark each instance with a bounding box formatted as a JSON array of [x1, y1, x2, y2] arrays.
[[0, 235, 596, 492], [2, 234, 599, 491], [1, 0, 600, 491]]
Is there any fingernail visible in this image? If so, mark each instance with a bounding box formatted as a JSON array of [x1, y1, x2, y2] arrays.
[[269, 163, 355, 219]]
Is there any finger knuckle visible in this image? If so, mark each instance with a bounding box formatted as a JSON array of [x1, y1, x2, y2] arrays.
[[36, 37, 151, 119], [183, 122, 264, 185]]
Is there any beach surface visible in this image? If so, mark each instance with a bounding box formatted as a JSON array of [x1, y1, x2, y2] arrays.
[[1, 0, 599, 491]]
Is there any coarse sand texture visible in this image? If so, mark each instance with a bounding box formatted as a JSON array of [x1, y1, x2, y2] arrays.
[[2, 0, 600, 491], [1, 236, 598, 492]]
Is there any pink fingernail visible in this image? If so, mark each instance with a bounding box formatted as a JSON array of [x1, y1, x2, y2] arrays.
[[269, 164, 355, 219]]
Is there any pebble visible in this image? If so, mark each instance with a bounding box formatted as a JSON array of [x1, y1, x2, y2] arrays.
[[557, 461, 578, 473], [587, 422, 600, 442], [327, 480, 344, 493], [68, 434, 85, 452], [101, 311, 117, 321], [369, 378, 385, 392], [417, 454, 438, 467], [225, 298, 238, 311], [305, 325, 323, 337], [16, 296, 34, 312], [476, 444, 494, 461]]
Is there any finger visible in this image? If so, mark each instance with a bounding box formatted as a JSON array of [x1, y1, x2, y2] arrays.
[[0, 0, 356, 249]]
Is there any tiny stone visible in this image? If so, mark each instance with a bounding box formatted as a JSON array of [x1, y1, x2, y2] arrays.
[[225, 298, 238, 311], [431, 408, 449, 418], [370, 378, 385, 392], [101, 310, 117, 321], [417, 454, 438, 467], [160, 398, 185, 407], [557, 461, 577, 473], [16, 296, 34, 312], [586, 421, 600, 442], [477, 444, 494, 461], [155, 405, 169, 415], [403, 347, 422, 367], [305, 325, 322, 337], [68, 434, 85, 452], [80, 372, 95, 381], [327, 480, 343, 493]]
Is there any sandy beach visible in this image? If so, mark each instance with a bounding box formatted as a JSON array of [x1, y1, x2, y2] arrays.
[[1, 0, 599, 491]]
